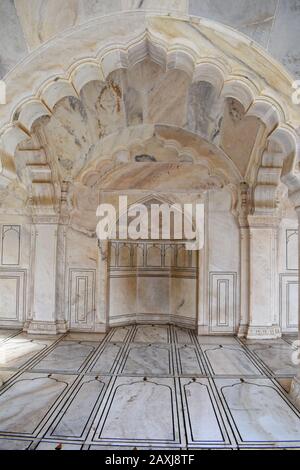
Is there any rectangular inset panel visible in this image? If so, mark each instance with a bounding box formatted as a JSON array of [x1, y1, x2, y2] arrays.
[[215, 378, 300, 448], [137, 276, 169, 315], [170, 277, 196, 320], [0, 270, 26, 326], [286, 229, 298, 270], [93, 376, 182, 447], [217, 280, 228, 326], [69, 269, 95, 330], [1, 225, 20, 265], [109, 275, 137, 318], [48, 376, 109, 440], [0, 278, 18, 320], [280, 274, 298, 332], [76, 277, 88, 322], [180, 378, 232, 448], [209, 272, 236, 333]]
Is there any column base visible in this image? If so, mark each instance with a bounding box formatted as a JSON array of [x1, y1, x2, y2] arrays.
[[290, 375, 300, 410], [196, 325, 209, 335], [24, 320, 68, 335], [94, 323, 109, 333], [246, 324, 281, 340], [237, 324, 248, 337]]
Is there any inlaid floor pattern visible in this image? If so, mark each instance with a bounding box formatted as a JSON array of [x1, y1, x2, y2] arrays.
[[0, 325, 300, 450]]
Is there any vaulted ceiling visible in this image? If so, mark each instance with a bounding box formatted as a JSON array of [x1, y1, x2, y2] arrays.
[[0, 13, 299, 218]]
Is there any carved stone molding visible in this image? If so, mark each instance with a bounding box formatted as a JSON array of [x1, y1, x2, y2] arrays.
[[246, 324, 281, 340], [0, 13, 299, 207], [25, 319, 68, 335]]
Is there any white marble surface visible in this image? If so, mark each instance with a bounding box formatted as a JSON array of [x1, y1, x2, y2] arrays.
[[216, 378, 300, 445], [0, 329, 21, 342], [0, 372, 75, 434], [122, 343, 172, 375], [0, 1, 297, 79], [1, 325, 300, 450], [245, 342, 299, 376], [98, 377, 178, 443], [33, 341, 96, 372], [202, 344, 263, 376], [133, 325, 169, 343], [89, 342, 122, 374], [177, 345, 204, 375], [0, 334, 55, 368], [181, 378, 231, 446]]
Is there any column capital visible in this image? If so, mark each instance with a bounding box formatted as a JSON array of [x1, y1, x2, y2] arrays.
[[32, 214, 60, 224], [98, 238, 109, 261]]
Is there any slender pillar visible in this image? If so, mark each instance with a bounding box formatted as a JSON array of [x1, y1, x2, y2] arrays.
[[237, 182, 250, 337], [26, 215, 66, 334], [238, 224, 250, 336], [290, 207, 300, 406], [95, 239, 109, 332], [246, 215, 281, 339]]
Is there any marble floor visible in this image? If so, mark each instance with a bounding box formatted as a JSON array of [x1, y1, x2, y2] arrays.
[[0, 325, 300, 450]]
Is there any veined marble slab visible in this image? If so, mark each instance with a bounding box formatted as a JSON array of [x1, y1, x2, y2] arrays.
[[122, 343, 172, 375], [282, 335, 298, 346], [216, 378, 300, 446], [181, 378, 231, 447], [33, 341, 96, 372], [0, 438, 32, 450], [0, 329, 21, 343], [177, 345, 204, 375], [0, 336, 54, 368], [202, 345, 262, 376], [0, 370, 18, 386], [174, 327, 193, 344], [108, 326, 131, 342], [197, 336, 240, 345], [133, 325, 169, 343], [95, 376, 181, 445], [36, 441, 82, 450], [89, 342, 122, 374], [64, 332, 105, 342], [0, 324, 299, 449], [276, 377, 292, 393], [48, 377, 108, 439], [0, 373, 76, 434], [246, 343, 298, 375]]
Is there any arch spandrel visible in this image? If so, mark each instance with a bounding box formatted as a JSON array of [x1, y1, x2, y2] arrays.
[[0, 13, 299, 213]]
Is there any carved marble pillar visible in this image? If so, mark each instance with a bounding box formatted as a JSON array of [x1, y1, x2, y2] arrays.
[[95, 239, 109, 332], [246, 215, 281, 339], [26, 215, 67, 334], [55, 182, 69, 329], [290, 207, 300, 407], [237, 182, 250, 337]]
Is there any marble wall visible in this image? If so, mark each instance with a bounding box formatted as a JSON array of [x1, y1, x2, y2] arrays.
[[1, 1, 300, 79], [108, 241, 197, 328], [278, 217, 299, 333], [0, 218, 30, 329], [0, 189, 298, 336], [205, 188, 239, 334]]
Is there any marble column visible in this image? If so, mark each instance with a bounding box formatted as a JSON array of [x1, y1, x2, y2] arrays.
[[246, 215, 281, 339], [237, 182, 250, 337], [238, 224, 250, 337], [290, 207, 300, 407], [55, 182, 69, 330], [95, 239, 109, 332], [26, 216, 67, 334]]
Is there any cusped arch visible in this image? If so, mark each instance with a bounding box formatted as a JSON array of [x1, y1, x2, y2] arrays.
[[0, 13, 299, 200]]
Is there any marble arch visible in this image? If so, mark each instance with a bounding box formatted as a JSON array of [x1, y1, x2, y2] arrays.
[[1, 11, 300, 405]]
